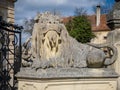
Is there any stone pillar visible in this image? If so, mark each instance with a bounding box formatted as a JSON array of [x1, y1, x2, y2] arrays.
[[107, 0, 120, 89], [0, 0, 16, 23], [0, 0, 17, 87]]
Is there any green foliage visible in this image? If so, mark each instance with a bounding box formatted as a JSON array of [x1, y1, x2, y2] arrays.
[[66, 16, 95, 43]]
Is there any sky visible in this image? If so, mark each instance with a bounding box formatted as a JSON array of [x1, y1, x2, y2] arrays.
[[15, 0, 115, 25]]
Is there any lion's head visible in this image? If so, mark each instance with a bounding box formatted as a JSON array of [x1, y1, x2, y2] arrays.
[[31, 12, 66, 61]]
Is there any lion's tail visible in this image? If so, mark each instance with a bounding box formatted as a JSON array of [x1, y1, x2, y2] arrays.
[[87, 43, 118, 66]]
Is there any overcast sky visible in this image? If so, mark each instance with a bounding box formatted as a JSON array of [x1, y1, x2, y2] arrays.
[[15, 0, 115, 25]]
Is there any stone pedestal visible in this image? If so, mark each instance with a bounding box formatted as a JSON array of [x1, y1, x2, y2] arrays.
[[114, 42, 120, 90], [106, 0, 120, 89], [18, 78, 117, 90], [17, 68, 118, 90], [18, 12, 119, 90]]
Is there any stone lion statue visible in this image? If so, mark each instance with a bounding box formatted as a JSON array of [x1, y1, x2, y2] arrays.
[[22, 12, 117, 69]]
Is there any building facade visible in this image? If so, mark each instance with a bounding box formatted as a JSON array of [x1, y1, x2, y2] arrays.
[[88, 14, 110, 44], [62, 6, 111, 44], [88, 5, 111, 44], [0, 0, 17, 23]]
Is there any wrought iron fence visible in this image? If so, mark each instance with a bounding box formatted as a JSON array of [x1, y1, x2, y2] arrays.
[[0, 20, 22, 90]]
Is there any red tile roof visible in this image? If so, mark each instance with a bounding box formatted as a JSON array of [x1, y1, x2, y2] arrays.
[[87, 14, 110, 32], [62, 16, 73, 24], [62, 14, 111, 32]]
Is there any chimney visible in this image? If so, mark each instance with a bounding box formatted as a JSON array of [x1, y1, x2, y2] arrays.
[[96, 5, 101, 26]]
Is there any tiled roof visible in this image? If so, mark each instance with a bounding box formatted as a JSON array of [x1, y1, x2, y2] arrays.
[[62, 16, 73, 24], [87, 14, 110, 32], [62, 14, 111, 32]]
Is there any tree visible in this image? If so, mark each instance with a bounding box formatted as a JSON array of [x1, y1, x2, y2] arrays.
[[51, 9, 61, 16], [74, 7, 87, 16], [92, 0, 115, 14], [23, 18, 34, 36], [92, 5, 111, 14], [65, 8, 95, 43]]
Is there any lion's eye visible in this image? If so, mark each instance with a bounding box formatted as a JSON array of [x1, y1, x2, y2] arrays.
[[58, 39, 62, 44], [35, 19, 39, 23]]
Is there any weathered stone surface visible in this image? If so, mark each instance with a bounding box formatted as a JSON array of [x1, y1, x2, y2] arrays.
[[17, 68, 118, 79], [107, 28, 120, 44], [17, 12, 119, 90], [21, 12, 118, 70], [107, 0, 120, 29], [18, 78, 117, 90], [17, 68, 118, 90]]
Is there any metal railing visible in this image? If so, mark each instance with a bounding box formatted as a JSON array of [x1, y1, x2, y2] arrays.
[[0, 20, 22, 90]]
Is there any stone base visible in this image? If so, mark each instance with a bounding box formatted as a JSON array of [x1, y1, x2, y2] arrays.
[[17, 68, 119, 90], [18, 78, 117, 90]]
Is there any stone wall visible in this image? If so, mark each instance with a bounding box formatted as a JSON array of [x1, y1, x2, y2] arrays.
[[0, 0, 16, 86], [18, 78, 117, 90], [91, 31, 108, 44], [0, 0, 15, 23], [107, 0, 120, 89]]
